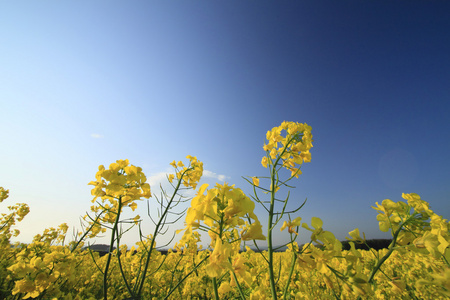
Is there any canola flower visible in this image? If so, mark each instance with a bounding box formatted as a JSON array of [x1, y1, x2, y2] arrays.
[[87, 159, 151, 220], [85, 156, 203, 300], [0, 187, 29, 240], [1, 187, 31, 299], [246, 121, 314, 300], [262, 121, 313, 176], [180, 182, 265, 243], [280, 217, 302, 235], [177, 181, 265, 299], [1, 121, 449, 300]]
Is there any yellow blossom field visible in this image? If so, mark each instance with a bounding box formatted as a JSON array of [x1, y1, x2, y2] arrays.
[[1, 122, 449, 299]]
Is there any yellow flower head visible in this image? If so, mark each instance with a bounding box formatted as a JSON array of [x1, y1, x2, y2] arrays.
[[88, 159, 151, 224], [261, 156, 268, 168], [262, 121, 313, 175], [280, 217, 302, 235], [0, 187, 9, 203], [241, 220, 266, 241]]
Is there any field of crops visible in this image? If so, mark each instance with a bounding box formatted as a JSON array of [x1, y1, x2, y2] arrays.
[[1, 122, 449, 299], [1, 240, 448, 299]]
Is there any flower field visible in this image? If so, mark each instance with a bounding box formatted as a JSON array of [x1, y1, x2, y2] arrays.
[[1, 122, 449, 299]]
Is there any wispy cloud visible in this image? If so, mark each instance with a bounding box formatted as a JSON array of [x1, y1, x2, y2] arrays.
[[147, 172, 171, 187], [143, 169, 230, 200], [90, 133, 104, 139], [146, 169, 229, 191], [146, 171, 197, 198], [203, 170, 229, 182]]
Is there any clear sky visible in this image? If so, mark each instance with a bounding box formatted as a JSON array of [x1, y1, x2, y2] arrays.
[[1, 1, 449, 249]]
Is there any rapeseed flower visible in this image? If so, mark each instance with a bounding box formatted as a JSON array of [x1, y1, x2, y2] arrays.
[[280, 217, 302, 235]]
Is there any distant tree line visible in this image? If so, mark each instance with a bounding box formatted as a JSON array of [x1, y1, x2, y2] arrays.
[[84, 239, 393, 257], [340, 239, 392, 251]]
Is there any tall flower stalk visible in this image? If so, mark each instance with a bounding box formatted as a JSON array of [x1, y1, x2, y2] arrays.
[[247, 121, 313, 299], [133, 156, 203, 299], [177, 181, 266, 299], [86, 157, 203, 300], [87, 159, 151, 300]]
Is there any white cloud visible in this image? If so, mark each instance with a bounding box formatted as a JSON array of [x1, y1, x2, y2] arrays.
[[146, 170, 198, 199], [140, 169, 230, 203], [147, 171, 172, 187], [90, 133, 103, 138], [145, 169, 229, 196], [203, 170, 229, 182], [147, 170, 229, 186]]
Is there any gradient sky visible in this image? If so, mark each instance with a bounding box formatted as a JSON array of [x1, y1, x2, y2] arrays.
[[1, 1, 449, 249]]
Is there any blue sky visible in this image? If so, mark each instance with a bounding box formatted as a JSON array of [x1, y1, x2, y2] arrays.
[[1, 1, 449, 249]]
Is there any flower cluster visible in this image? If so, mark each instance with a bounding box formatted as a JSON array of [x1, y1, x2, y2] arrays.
[[299, 217, 344, 273], [168, 155, 203, 189], [181, 183, 265, 242], [372, 193, 449, 260], [89, 159, 151, 208], [86, 159, 151, 229], [262, 121, 313, 178], [0, 187, 30, 240], [8, 243, 77, 299], [178, 182, 265, 279], [0, 187, 9, 203], [280, 216, 302, 235], [32, 223, 69, 246], [3, 121, 450, 300], [7, 225, 77, 299]]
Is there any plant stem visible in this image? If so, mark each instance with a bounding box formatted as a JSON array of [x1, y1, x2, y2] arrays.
[[135, 169, 189, 297], [282, 251, 297, 299], [103, 197, 122, 300], [164, 254, 210, 299], [230, 266, 247, 300], [267, 163, 278, 300], [212, 277, 220, 300], [356, 216, 413, 300]]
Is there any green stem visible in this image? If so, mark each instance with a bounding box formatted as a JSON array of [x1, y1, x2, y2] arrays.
[[135, 169, 190, 297], [212, 277, 220, 300], [267, 163, 278, 300], [282, 251, 297, 299], [70, 211, 103, 253], [367, 218, 411, 284], [355, 216, 413, 300], [116, 227, 134, 298], [266, 138, 298, 300], [164, 254, 210, 299], [229, 257, 246, 300], [103, 197, 122, 300]]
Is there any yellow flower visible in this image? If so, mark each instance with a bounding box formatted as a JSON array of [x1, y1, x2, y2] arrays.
[[141, 183, 151, 198], [133, 215, 140, 225], [170, 160, 177, 168], [270, 183, 280, 193], [241, 221, 266, 241], [129, 202, 137, 211], [168, 174, 175, 183], [261, 156, 268, 168], [262, 121, 313, 175], [280, 217, 302, 235], [218, 281, 233, 295], [252, 177, 260, 187], [205, 238, 231, 277], [269, 148, 277, 159], [346, 228, 365, 243], [0, 187, 9, 202], [402, 193, 433, 216], [413, 231, 440, 257], [88, 159, 151, 226]]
